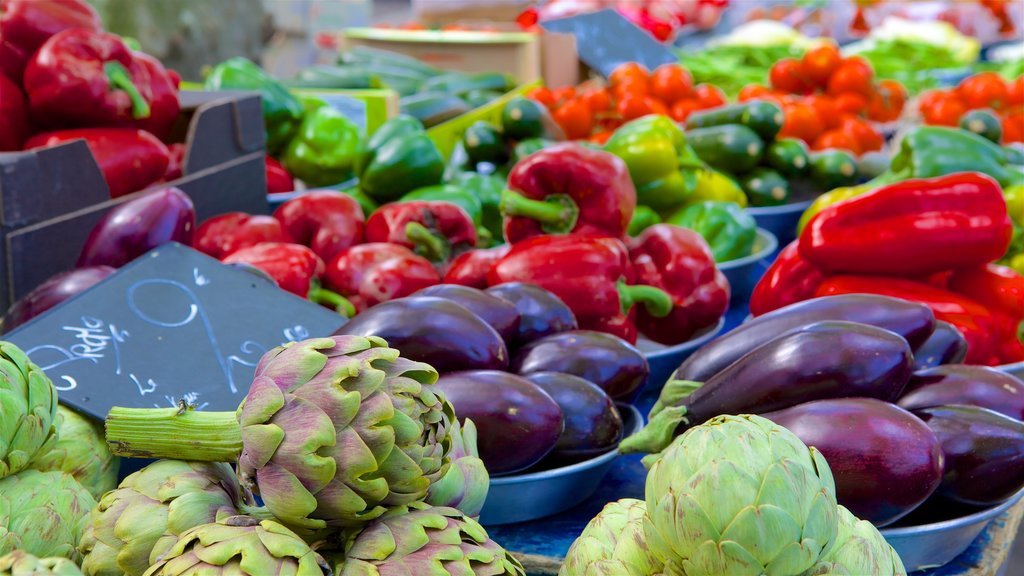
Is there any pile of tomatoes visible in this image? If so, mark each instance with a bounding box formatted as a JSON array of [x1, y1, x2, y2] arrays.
[[918, 72, 1024, 144]]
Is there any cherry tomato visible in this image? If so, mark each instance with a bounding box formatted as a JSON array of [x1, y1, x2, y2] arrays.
[[609, 62, 649, 87], [826, 57, 874, 98], [812, 129, 861, 154], [917, 89, 949, 112], [527, 87, 556, 109], [694, 84, 726, 109], [670, 99, 702, 122], [613, 78, 649, 100], [841, 116, 884, 152], [582, 88, 612, 114], [807, 95, 840, 130], [779, 102, 824, 143], [922, 94, 967, 127], [650, 64, 694, 104], [958, 72, 1010, 110], [589, 130, 615, 145], [551, 86, 577, 107], [769, 58, 814, 94], [644, 96, 669, 117], [738, 84, 772, 102], [1009, 76, 1024, 107], [617, 94, 654, 121], [553, 98, 594, 140], [1003, 113, 1024, 144], [833, 92, 868, 116], [866, 79, 907, 122], [801, 43, 842, 87]]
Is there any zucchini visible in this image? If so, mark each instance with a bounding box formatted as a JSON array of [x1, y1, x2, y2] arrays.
[[340, 46, 440, 77], [400, 92, 470, 128], [741, 168, 791, 207], [809, 150, 859, 190], [686, 100, 784, 141], [463, 122, 507, 165], [687, 125, 765, 174], [960, 109, 1003, 144], [764, 138, 810, 177], [464, 89, 502, 109], [422, 72, 515, 97], [502, 97, 546, 140], [289, 65, 381, 89]]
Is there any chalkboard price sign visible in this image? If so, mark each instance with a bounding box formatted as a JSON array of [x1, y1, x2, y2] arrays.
[[541, 8, 678, 78], [6, 243, 347, 421]]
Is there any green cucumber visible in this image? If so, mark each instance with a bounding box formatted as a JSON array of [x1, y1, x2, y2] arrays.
[[686, 100, 784, 141], [741, 168, 791, 207], [463, 89, 503, 109], [687, 125, 765, 174], [502, 97, 546, 140], [400, 92, 470, 128], [764, 138, 810, 177], [512, 138, 554, 165], [960, 109, 1003, 144], [463, 122, 507, 165], [422, 72, 515, 96], [857, 151, 891, 180], [340, 46, 440, 77], [809, 149, 859, 190], [289, 65, 381, 89]]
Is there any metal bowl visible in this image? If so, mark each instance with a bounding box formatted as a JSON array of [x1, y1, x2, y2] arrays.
[[881, 487, 1024, 572], [635, 317, 726, 396], [479, 403, 643, 526], [746, 200, 812, 246], [718, 228, 778, 304]]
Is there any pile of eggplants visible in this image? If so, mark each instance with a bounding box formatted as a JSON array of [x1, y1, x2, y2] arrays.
[[336, 282, 649, 476], [623, 293, 1024, 528]]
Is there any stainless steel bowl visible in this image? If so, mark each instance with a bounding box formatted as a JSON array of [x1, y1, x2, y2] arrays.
[[636, 317, 726, 395], [746, 199, 812, 246], [479, 403, 643, 526], [718, 227, 778, 304]]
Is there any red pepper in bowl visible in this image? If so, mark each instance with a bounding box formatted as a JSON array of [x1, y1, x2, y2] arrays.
[[949, 264, 1024, 364], [273, 191, 365, 262], [323, 243, 440, 313], [365, 200, 476, 264], [0, 0, 102, 82], [194, 212, 294, 260], [0, 72, 29, 151], [443, 245, 511, 289], [750, 241, 828, 317], [265, 156, 294, 194]]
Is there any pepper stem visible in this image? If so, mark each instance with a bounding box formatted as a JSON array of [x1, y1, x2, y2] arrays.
[[405, 221, 449, 262], [106, 407, 241, 461], [308, 283, 355, 318], [499, 191, 579, 235], [104, 61, 151, 120], [618, 280, 673, 317]]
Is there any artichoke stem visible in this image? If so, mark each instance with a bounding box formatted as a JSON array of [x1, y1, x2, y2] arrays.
[[105, 407, 242, 461]]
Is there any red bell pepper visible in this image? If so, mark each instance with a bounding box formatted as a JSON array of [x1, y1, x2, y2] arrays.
[[0, 72, 29, 151], [24, 128, 170, 198], [443, 245, 511, 289], [163, 143, 185, 181], [365, 201, 477, 263], [265, 156, 294, 194], [194, 212, 295, 260], [750, 240, 828, 317], [323, 243, 441, 312], [800, 173, 1013, 277], [949, 264, 1024, 364], [0, 0, 102, 82], [488, 234, 672, 343], [502, 143, 636, 244], [628, 224, 730, 345], [273, 191, 365, 262], [24, 28, 180, 139], [815, 275, 1001, 365]]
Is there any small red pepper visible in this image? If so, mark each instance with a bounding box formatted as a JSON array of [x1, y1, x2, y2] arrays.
[[800, 173, 1013, 277], [194, 212, 295, 260], [628, 224, 730, 345], [0, 0, 102, 82], [488, 234, 672, 343], [750, 240, 828, 317], [443, 245, 511, 289], [948, 264, 1024, 364], [0, 72, 29, 151], [502, 143, 636, 244], [24, 28, 180, 139], [24, 128, 170, 198], [365, 201, 477, 263], [273, 191, 365, 262], [265, 155, 295, 194], [163, 143, 185, 181], [323, 243, 441, 312], [815, 275, 1001, 365]]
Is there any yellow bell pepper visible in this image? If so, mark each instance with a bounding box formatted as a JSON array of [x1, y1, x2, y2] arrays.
[[689, 169, 748, 209], [1005, 184, 1024, 227], [1008, 253, 1024, 275], [797, 182, 877, 234]]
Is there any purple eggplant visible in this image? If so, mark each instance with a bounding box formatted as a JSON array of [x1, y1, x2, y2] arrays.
[[898, 365, 1024, 421], [912, 321, 968, 371], [2, 266, 116, 333], [913, 405, 1024, 506], [674, 294, 935, 382], [524, 371, 623, 465], [413, 284, 521, 343], [335, 296, 508, 373], [435, 370, 563, 476], [486, 282, 578, 347], [763, 398, 943, 527], [511, 330, 649, 402], [77, 187, 195, 268]]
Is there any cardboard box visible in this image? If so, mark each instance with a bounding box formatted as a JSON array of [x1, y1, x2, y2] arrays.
[[0, 92, 267, 311]]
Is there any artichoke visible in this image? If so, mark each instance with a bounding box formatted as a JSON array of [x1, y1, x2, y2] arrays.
[[78, 460, 243, 576], [338, 502, 525, 576], [104, 336, 455, 534], [29, 405, 119, 499], [425, 418, 489, 518], [0, 342, 59, 479], [143, 515, 330, 576], [0, 550, 83, 575], [643, 414, 838, 576], [0, 470, 96, 562], [560, 499, 663, 576], [801, 505, 907, 576]]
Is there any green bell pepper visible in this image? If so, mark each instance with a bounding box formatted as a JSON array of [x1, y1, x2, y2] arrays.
[[204, 57, 303, 155], [627, 205, 662, 236], [282, 106, 361, 187], [604, 115, 704, 213], [880, 126, 1018, 188], [689, 168, 748, 208], [666, 200, 757, 263], [400, 184, 493, 246], [355, 115, 445, 202], [447, 171, 503, 242]]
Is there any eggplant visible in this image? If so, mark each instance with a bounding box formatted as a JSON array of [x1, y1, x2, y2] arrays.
[[77, 187, 196, 268], [898, 365, 1024, 421], [413, 284, 521, 343], [913, 405, 1024, 506], [674, 294, 935, 382], [763, 398, 943, 527], [335, 296, 508, 373], [511, 330, 648, 402], [912, 321, 968, 371], [524, 371, 623, 465], [486, 282, 577, 347], [2, 266, 116, 333], [435, 370, 563, 476]]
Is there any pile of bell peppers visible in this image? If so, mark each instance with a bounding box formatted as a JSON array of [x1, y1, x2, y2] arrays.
[[753, 172, 1023, 365], [3, 0, 184, 198]]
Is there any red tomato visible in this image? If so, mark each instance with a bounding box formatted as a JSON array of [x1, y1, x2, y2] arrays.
[[866, 79, 907, 122], [826, 57, 874, 97], [738, 84, 772, 102], [807, 95, 840, 130], [958, 72, 1010, 110], [617, 95, 654, 121], [589, 130, 614, 145], [769, 58, 814, 94], [841, 116, 884, 152], [833, 92, 868, 116], [527, 87, 556, 109], [694, 84, 727, 108], [1009, 76, 1024, 107], [779, 102, 824, 143], [801, 43, 842, 87], [650, 64, 694, 104], [812, 129, 861, 153], [1004, 113, 1024, 144], [553, 98, 594, 140], [609, 62, 649, 87], [917, 89, 949, 112], [613, 78, 649, 100], [923, 95, 967, 127], [582, 89, 612, 114], [670, 99, 702, 122]]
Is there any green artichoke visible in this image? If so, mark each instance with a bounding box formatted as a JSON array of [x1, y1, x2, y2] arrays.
[[78, 460, 243, 576], [104, 336, 455, 535], [339, 502, 525, 576], [0, 470, 96, 562], [0, 550, 84, 575], [29, 405, 119, 499], [560, 499, 663, 576], [801, 505, 907, 576], [644, 414, 838, 576], [143, 515, 330, 576], [425, 418, 489, 518], [0, 342, 59, 479]]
